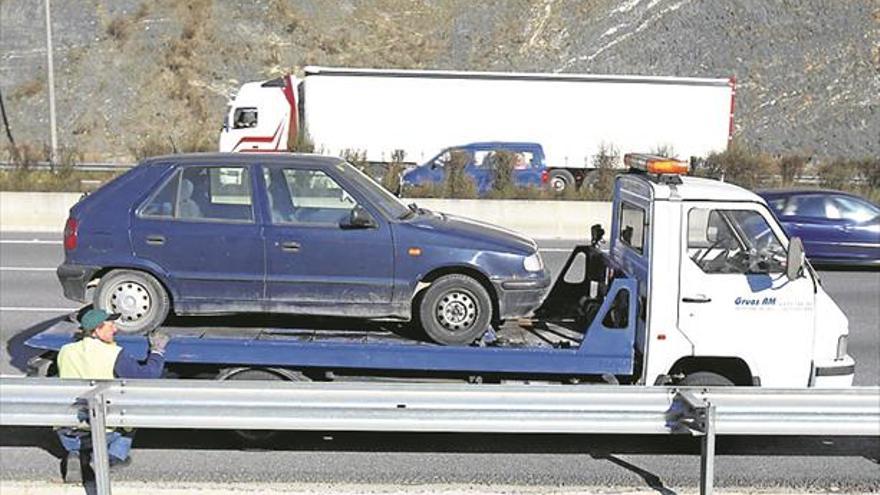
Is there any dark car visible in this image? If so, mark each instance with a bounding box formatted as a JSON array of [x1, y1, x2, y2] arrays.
[[59, 153, 551, 345], [401, 142, 548, 194], [759, 189, 880, 266]]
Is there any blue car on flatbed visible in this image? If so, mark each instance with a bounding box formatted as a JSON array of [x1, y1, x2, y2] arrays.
[[57, 153, 551, 345]]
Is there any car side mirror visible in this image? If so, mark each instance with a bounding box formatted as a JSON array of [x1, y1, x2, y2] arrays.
[[786, 236, 806, 281], [341, 205, 376, 229]]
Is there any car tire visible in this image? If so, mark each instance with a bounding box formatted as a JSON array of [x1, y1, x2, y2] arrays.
[[418, 274, 492, 346], [680, 371, 735, 387], [548, 170, 576, 193], [94, 269, 170, 335]]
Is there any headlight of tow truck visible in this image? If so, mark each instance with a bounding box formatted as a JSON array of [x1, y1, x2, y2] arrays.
[[836, 335, 848, 360], [523, 253, 544, 272]]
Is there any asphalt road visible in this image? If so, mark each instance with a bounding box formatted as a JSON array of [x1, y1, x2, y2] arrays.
[[1, 232, 878, 493]]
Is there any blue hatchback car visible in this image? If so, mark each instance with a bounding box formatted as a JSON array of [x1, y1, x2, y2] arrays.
[[759, 189, 880, 267], [401, 142, 548, 194], [58, 153, 551, 345]]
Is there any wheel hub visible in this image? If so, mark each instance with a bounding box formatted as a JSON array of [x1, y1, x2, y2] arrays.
[[109, 281, 152, 322], [436, 291, 477, 331]]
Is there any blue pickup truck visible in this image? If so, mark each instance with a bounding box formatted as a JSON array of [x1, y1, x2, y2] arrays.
[[58, 153, 551, 345], [400, 142, 584, 194]]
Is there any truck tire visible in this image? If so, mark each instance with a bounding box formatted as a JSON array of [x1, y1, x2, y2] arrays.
[[94, 269, 170, 335], [418, 274, 492, 346], [680, 371, 735, 387], [219, 367, 310, 445], [548, 170, 576, 193]]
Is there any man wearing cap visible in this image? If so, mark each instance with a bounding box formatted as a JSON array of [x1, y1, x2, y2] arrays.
[[56, 308, 170, 482]]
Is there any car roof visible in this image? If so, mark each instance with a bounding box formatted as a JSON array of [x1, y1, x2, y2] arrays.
[[141, 152, 345, 168], [456, 142, 542, 149], [756, 188, 859, 198]]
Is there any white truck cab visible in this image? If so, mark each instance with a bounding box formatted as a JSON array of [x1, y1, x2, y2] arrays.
[[610, 155, 854, 388]]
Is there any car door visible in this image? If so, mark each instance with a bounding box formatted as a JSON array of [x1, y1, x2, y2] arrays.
[[677, 203, 815, 387], [260, 164, 395, 314], [132, 163, 264, 312], [512, 149, 544, 188], [776, 194, 840, 260], [825, 194, 880, 263]]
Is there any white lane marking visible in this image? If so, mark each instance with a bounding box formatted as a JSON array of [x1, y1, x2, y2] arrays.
[[0, 239, 62, 244], [0, 307, 77, 312], [0, 267, 57, 271], [539, 248, 576, 252]]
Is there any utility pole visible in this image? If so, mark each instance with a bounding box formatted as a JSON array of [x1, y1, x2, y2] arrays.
[[44, 0, 58, 166]]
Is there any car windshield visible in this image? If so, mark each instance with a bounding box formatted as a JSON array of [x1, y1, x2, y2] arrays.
[[335, 161, 411, 220]]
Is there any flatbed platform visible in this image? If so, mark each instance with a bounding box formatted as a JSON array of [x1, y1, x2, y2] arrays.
[[27, 280, 637, 379]]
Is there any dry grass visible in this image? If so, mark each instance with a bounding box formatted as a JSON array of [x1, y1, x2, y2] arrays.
[[10, 78, 44, 100]]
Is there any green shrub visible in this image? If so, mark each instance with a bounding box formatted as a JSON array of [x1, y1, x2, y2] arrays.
[[442, 150, 477, 199], [818, 159, 861, 190], [778, 155, 808, 186], [701, 142, 778, 190]]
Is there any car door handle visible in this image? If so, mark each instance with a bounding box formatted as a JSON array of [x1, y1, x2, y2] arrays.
[[279, 241, 301, 252], [145, 235, 165, 246], [682, 295, 712, 303]]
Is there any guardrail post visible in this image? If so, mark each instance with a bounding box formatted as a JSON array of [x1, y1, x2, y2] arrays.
[[699, 402, 716, 495], [670, 390, 716, 495], [87, 393, 112, 495]]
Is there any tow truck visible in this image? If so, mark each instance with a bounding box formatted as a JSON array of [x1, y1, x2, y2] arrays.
[[26, 155, 855, 389]]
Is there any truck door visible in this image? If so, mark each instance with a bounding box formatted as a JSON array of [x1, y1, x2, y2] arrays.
[[677, 203, 815, 387], [260, 165, 395, 311]]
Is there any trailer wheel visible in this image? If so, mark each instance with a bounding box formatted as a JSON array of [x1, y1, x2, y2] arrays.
[[548, 170, 576, 193], [680, 371, 735, 387], [94, 269, 170, 334], [418, 274, 492, 345], [219, 367, 310, 445]]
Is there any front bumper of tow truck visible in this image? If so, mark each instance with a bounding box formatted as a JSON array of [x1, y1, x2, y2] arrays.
[[810, 355, 856, 387]]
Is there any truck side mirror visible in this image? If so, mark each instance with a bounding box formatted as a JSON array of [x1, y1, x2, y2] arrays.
[[341, 205, 376, 229], [786, 236, 805, 281], [590, 224, 605, 246]]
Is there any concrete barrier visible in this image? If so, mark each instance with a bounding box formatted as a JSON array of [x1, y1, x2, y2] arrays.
[[0, 192, 81, 233], [0, 192, 611, 239]]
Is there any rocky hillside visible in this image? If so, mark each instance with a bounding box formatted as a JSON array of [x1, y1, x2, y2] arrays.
[[1, 0, 878, 161]]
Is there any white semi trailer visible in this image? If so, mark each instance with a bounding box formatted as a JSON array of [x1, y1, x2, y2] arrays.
[[219, 66, 735, 187]]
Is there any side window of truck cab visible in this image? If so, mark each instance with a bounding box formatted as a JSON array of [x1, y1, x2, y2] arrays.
[[687, 208, 787, 274]]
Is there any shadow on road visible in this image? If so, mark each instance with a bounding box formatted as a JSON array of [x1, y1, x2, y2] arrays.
[[5, 314, 70, 374]]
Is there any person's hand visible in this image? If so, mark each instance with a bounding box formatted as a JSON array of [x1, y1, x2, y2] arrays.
[[148, 331, 170, 355]]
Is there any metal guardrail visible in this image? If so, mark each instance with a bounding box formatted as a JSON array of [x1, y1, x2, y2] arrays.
[[0, 161, 134, 172], [1, 376, 878, 495]]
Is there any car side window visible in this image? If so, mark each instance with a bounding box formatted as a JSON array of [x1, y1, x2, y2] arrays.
[[830, 196, 879, 223], [140, 171, 180, 218], [618, 202, 646, 254], [178, 166, 253, 222], [787, 195, 827, 218], [687, 208, 786, 275], [263, 167, 358, 225]]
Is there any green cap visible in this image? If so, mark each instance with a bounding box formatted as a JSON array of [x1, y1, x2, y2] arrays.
[[79, 309, 120, 331]]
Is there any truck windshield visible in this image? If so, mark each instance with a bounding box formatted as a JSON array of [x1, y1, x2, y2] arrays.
[[688, 208, 787, 275], [335, 162, 410, 220]]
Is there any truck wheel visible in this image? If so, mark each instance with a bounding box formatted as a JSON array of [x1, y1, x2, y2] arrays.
[[549, 170, 576, 193], [94, 269, 170, 335], [219, 367, 310, 445], [680, 371, 735, 386], [418, 274, 492, 345]]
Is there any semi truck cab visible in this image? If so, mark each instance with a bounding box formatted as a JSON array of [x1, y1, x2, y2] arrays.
[[610, 154, 854, 388]]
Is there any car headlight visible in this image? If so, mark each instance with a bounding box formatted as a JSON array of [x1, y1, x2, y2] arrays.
[[836, 335, 848, 360], [523, 253, 544, 272]]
